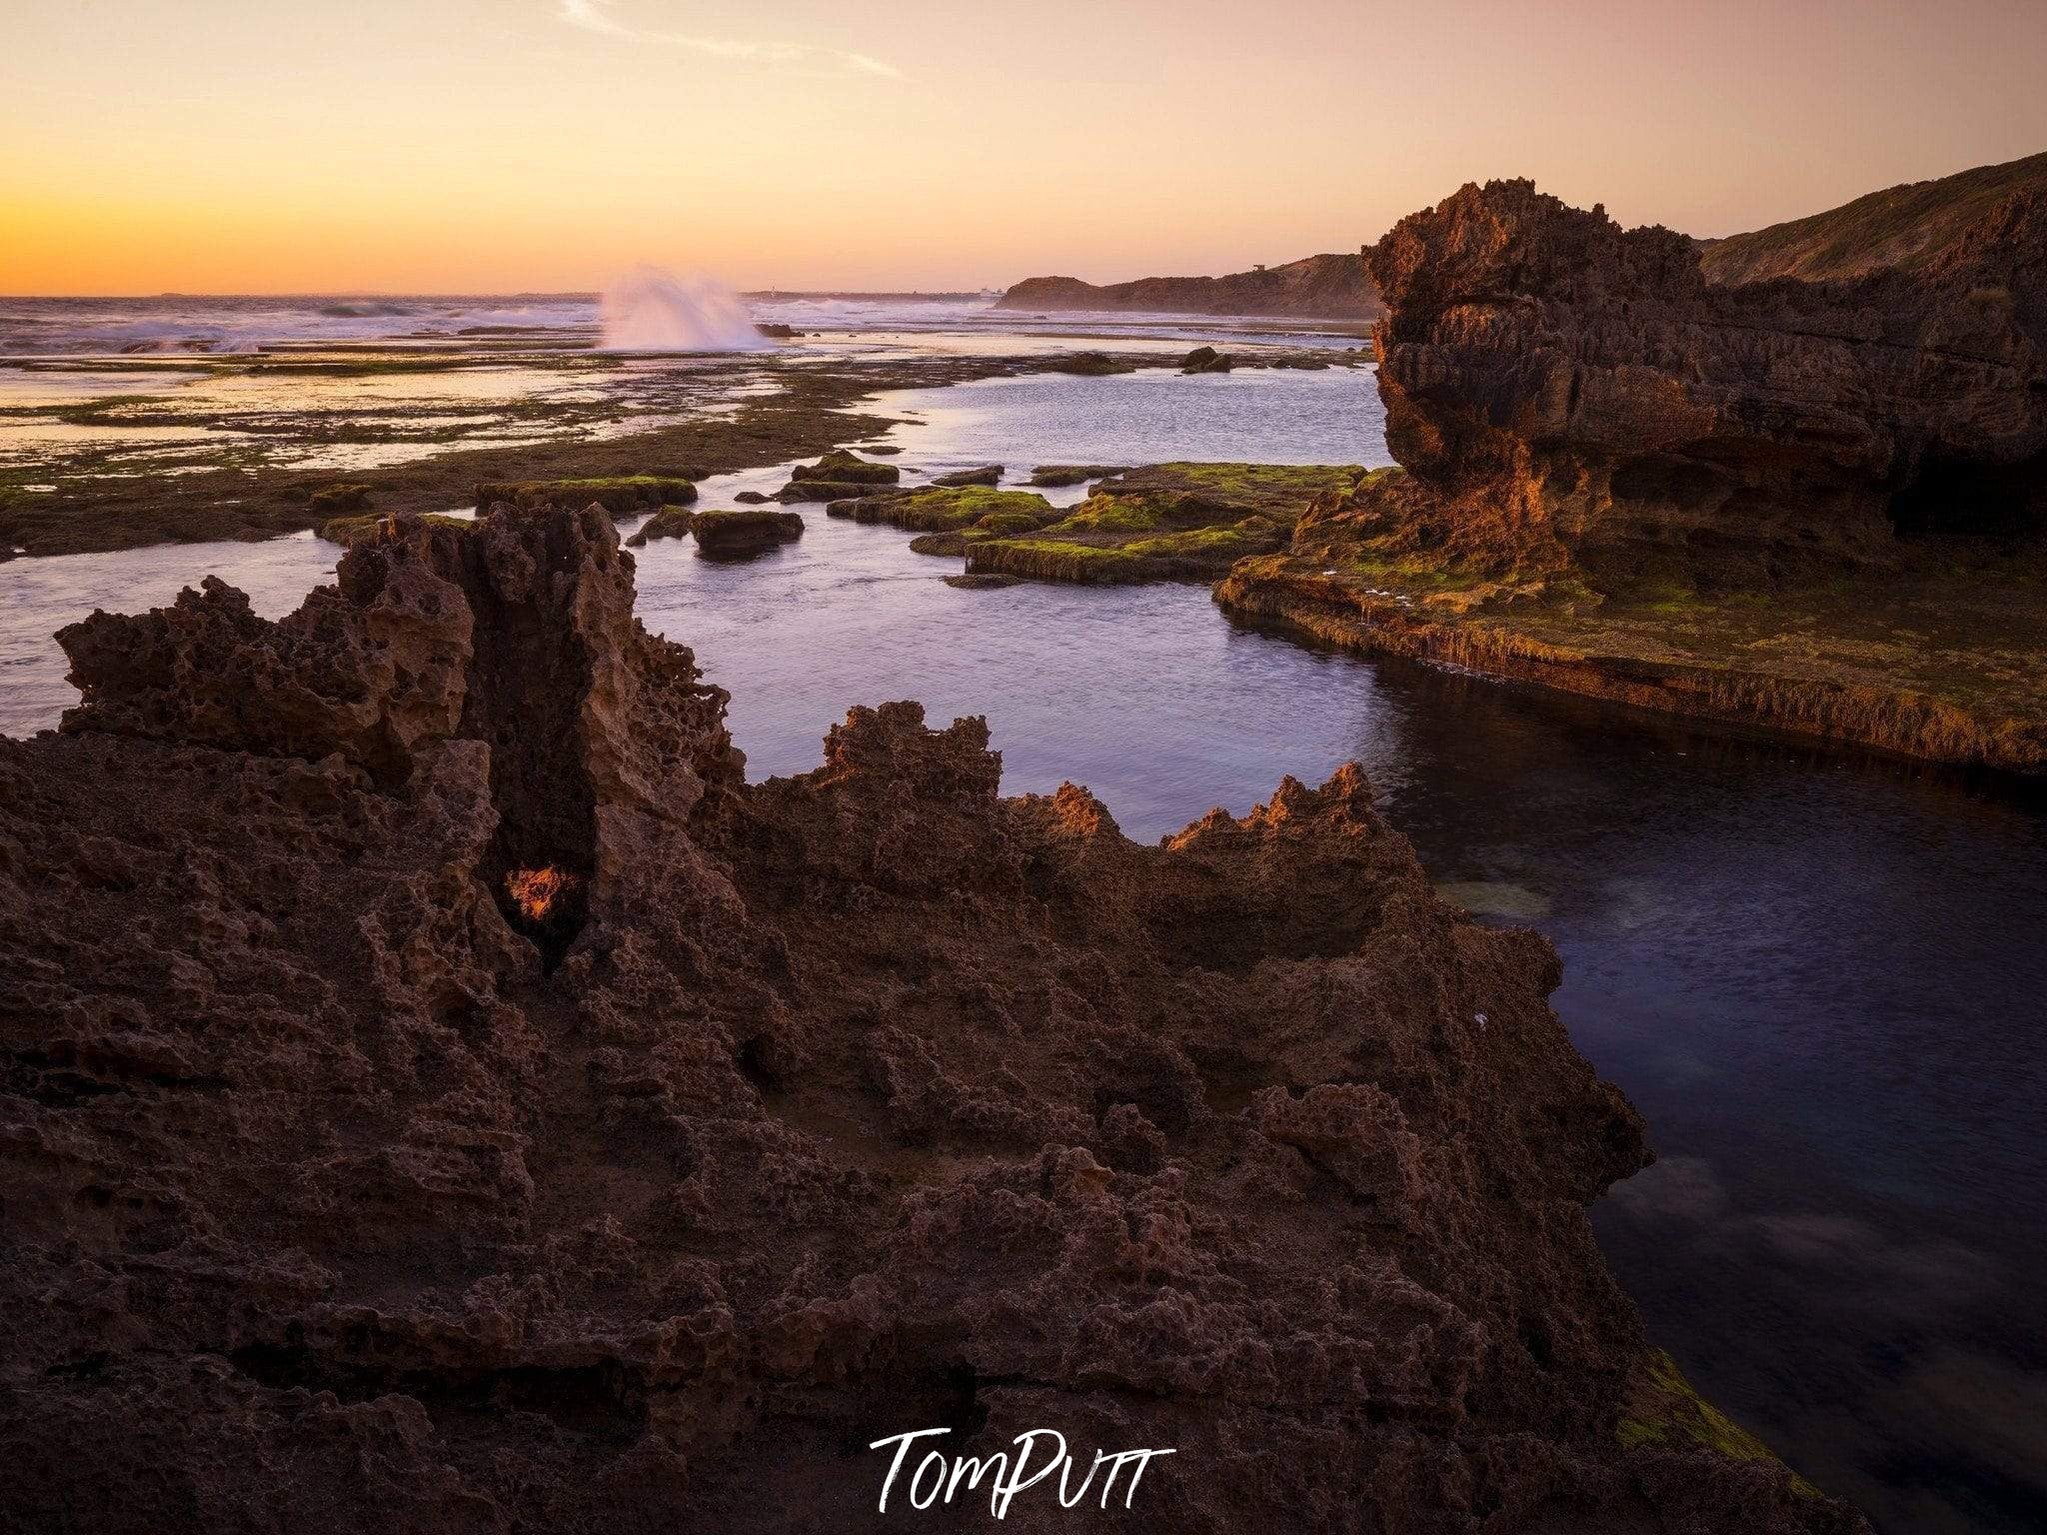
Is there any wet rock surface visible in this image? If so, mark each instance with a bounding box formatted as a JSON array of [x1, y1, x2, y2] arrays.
[[0, 506, 1863, 1532]]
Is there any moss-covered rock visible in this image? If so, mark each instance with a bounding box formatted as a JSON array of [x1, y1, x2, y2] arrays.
[[623, 508, 697, 547], [1043, 352, 1133, 376], [974, 510, 1048, 535], [908, 531, 971, 557], [964, 539, 1152, 585], [316, 512, 469, 548], [778, 480, 891, 504], [476, 476, 697, 516], [945, 572, 1023, 590], [788, 449, 898, 486], [308, 483, 373, 516], [940, 464, 1358, 586], [830, 486, 1055, 533], [1618, 1352, 1819, 1497], [1090, 462, 1363, 524], [1027, 464, 1129, 487], [690, 508, 805, 558]]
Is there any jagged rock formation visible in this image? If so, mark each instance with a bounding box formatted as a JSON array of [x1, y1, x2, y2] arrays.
[[1366, 175, 2047, 586], [1217, 166, 2047, 770], [0, 507, 1863, 1532], [1000, 253, 1380, 319]]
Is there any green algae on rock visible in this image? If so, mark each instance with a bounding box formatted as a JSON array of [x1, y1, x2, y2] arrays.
[[622, 507, 698, 546], [959, 462, 1361, 587], [829, 485, 1058, 533], [787, 448, 899, 486], [689, 507, 805, 557], [316, 511, 471, 547], [477, 475, 698, 516], [1027, 463, 1131, 487]]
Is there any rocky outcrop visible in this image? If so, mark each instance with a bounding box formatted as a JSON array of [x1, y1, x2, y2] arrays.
[[1000, 253, 1381, 319], [1365, 175, 2047, 588], [1214, 168, 2047, 771], [0, 505, 1862, 1532]]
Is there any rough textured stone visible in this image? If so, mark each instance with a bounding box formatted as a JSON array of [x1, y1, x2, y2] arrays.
[[1367, 176, 2047, 587], [0, 506, 1864, 1532]]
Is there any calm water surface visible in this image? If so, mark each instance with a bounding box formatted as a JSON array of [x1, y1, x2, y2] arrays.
[[3, 358, 2042, 1533]]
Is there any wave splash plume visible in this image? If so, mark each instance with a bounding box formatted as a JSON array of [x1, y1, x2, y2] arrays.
[[599, 265, 765, 352]]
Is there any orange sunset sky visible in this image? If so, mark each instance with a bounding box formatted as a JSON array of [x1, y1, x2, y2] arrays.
[[4, 0, 2046, 295]]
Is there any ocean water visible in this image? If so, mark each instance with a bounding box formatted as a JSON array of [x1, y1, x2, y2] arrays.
[[0, 291, 1364, 357], [0, 320, 2041, 1532]]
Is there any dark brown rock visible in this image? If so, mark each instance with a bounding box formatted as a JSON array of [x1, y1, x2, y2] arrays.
[[0, 506, 1863, 1533], [1027, 463, 1131, 487], [1180, 345, 1234, 374], [930, 464, 1003, 487], [786, 449, 898, 487], [689, 507, 804, 557], [1365, 175, 2047, 588]]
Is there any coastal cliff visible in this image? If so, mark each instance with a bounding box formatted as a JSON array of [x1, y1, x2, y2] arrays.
[[0, 506, 1860, 1532], [999, 252, 1380, 319], [1218, 158, 2047, 770]]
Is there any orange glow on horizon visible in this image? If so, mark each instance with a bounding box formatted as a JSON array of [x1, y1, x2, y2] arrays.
[[3, 0, 2045, 296]]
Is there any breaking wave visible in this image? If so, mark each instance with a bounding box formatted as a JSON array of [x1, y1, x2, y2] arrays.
[[599, 266, 766, 352]]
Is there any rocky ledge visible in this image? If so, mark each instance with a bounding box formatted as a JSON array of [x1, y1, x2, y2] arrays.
[[1218, 165, 2047, 771], [0, 505, 1861, 1531]]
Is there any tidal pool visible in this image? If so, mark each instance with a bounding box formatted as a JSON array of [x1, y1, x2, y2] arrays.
[[2, 353, 2041, 1532]]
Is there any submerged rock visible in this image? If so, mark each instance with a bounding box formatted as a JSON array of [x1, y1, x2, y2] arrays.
[[944, 571, 1023, 589], [1043, 350, 1133, 375], [733, 490, 771, 504], [0, 505, 1862, 1533], [623, 506, 698, 546], [1028, 462, 1131, 487], [930, 464, 1003, 487]]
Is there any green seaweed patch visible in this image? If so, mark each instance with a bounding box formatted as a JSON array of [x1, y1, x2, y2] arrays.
[[1618, 1352, 1820, 1497], [308, 483, 374, 515], [1124, 522, 1278, 560], [848, 486, 1054, 532], [975, 510, 1047, 535], [1046, 496, 1164, 535], [789, 449, 898, 486], [477, 476, 698, 515], [965, 538, 1152, 585], [1094, 462, 1364, 523]]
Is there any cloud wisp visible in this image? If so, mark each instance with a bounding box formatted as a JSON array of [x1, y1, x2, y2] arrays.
[[554, 1, 903, 79]]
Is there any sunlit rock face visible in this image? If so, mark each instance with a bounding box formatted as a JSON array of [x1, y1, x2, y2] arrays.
[[1366, 177, 2047, 589], [0, 507, 1862, 1532]]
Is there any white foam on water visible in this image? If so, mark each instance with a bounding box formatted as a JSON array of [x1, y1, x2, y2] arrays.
[[598, 266, 767, 353]]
